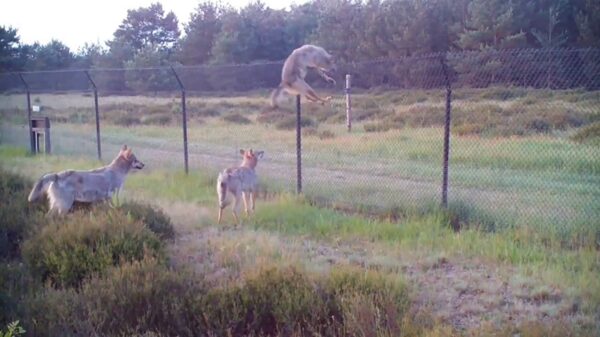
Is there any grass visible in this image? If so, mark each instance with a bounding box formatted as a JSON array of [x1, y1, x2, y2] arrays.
[[0, 149, 598, 334], [0, 166, 448, 337], [1, 88, 599, 331]]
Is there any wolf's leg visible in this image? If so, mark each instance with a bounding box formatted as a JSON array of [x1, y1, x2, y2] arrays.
[[251, 191, 256, 212], [218, 207, 224, 224], [242, 191, 250, 216], [114, 189, 120, 206], [48, 183, 74, 215], [317, 69, 336, 85], [270, 85, 286, 108], [290, 79, 332, 104], [232, 191, 242, 224]]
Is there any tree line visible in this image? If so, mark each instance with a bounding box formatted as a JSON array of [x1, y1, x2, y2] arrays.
[[1, 0, 599, 73]]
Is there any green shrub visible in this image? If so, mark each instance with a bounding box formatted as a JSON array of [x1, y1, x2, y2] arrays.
[[318, 130, 336, 140], [27, 264, 412, 337], [141, 114, 171, 125], [404, 106, 446, 127], [570, 122, 600, 144], [23, 211, 164, 288], [222, 112, 251, 124], [0, 171, 44, 260], [325, 267, 410, 336], [478, 87, 527, 100], [0, 321, 25, 337], [275, 115, 316, 130], [201, 267, 330, 336], [302, 128, 336, 139], [256, 108, 290, 125], [113, 114, 142, 126], [0, 263, 36, 328], [201, 266, 410, 336], [119, 202, 175, 240], [26, 257, 201, 337], [67, 111, 92, 124], [304, 104, 339, 122], [353, 107, 381, 121], [364, 122, 392, 133]]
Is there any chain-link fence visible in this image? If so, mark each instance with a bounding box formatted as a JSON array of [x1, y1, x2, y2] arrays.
[[0, 48, 598, 234]]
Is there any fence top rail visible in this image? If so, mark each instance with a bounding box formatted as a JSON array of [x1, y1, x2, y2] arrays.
[[1, 47, 597, 77], [1, 47, 599, 93]]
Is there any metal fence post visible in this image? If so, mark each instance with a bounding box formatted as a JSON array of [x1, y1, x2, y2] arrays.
[[84, 71, 102, 160], [171, 67, 189, 174], [296, 95, 302, 194], [345, 74, 352, 132], [440, 53, 452, 208], [17, 73, 34, 153]]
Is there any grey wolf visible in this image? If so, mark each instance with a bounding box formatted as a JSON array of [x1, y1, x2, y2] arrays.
[[217, 149, 264, 224], [28, 145, 144, 214], [270, 44, 337, 108]]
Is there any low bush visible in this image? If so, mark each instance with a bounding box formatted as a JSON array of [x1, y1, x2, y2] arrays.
[[275, 115, 316, 130], [302, 128, 336, 139], [0, 263, 36, 328], [256, 108, 290, 125], [109, 111, 142, 126], [0, 171, 44, 260], [222, 112, 252, 124], [570, 122, 600, 144], [325, 267, 410, 336], [26, 257, 200, 337], [364, 122, 392, 133], [119, 201, 175, 240], [141, 113, 171, 125], [318, 130, 336, 139], [22, 211, 164, 288], [28, 263, 412, 337], [478, 87, 527, 100]]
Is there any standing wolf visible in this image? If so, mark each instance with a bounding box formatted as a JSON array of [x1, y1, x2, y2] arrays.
[[217, 149, 264, 224], [270, 44, 337, 108], [28, 145, 144, 214]]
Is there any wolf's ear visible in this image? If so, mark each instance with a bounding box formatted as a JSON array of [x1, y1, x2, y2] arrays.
[[123, 148, 132, 159], [121, 144, 128, 151], [256, 151, 264, 159], [239, 149, 245, 156]]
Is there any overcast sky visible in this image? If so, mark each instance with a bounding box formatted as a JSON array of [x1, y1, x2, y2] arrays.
[[1, 0, 306, 52]]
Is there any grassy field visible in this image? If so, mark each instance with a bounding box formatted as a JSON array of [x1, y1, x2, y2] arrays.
[[0, 145, 598, 335], [1, 89, 599, 334]]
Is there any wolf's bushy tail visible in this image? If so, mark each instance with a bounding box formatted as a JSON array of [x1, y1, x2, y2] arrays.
[[270, 84, 285, 108], [216, 172, 229, 209], [28, 173, 56, 202]]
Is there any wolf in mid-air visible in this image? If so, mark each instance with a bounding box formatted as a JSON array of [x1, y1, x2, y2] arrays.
[[270, 44, 337, 108]]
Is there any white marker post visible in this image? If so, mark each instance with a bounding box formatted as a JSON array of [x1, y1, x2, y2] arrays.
[[345, 74, 352, 132]]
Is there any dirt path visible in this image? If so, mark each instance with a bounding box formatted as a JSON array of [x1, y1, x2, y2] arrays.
[[168, 223, 589, 332]]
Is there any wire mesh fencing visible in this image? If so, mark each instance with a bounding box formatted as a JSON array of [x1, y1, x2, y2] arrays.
[[0, 48, 598, 233]]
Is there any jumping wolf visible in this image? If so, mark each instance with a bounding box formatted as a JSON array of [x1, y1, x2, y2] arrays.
[[28, 145, 144, 214], [217, 149, 264, 224], [270, 44, 337, 108]]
